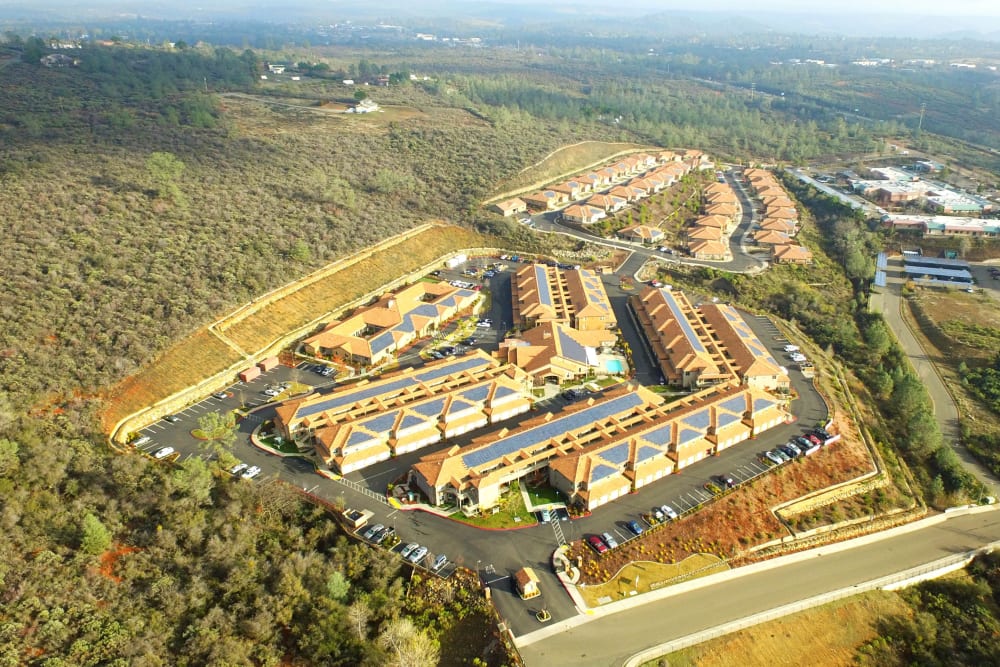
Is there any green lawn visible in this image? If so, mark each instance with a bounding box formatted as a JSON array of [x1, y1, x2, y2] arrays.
[[448, 483, 538, 528], [525, 484, 565, 506], [259, 434, 301, 454]]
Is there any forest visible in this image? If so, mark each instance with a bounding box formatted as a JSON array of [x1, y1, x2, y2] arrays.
[[1, 28, 998, 664]]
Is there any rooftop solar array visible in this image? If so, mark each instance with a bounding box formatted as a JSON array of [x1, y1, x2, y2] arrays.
[[296, 356, 490, 419], [399, 414, 426, 430], [720, 394, 748, 415], [591, 463, 619, 483], [717, 412, 741, 428], [360, 411, 399, 435], [557, 327, 590, 364], [347, 429, 377, 447], [535, 265, 553, 307], [876, 252, 888, 270], [411, 396, 447, 418], [753, 397, 777, 413], [678, 427, 703, 445], [874, 270, 888, 288], [904, 256, 970, 270], [601, 442, 631, 465], [661, 290, 707, 353], [461, 391, 646, 470], [461, 385, 491, 403], [446, 398, 476, 416], [683, 408, 711, 430], [493, 385, 520, 400], [641, 423, 674, 447], [369, 330, 397, 355], [635, 445, 662, 464], [903, 266, 973, 280]]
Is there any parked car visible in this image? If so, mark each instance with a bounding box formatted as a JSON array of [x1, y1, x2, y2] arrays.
[[263, 388, 280, 397], [717, 474, 736, 489], [812, 427, 832, 440], [463, 337, 477, 345], [587, 535, 609, 554], [153, 446, 175, 459], [241, 466, 261, 480], [230, 463, 248, 475], [794, 437, 814, 452], [133, 435, 151, 447], [601, 532, 619, 549], [432, 554, 448, 571], [772, 447, 792, 462], [804, 433, 823, 447], [164, 414, 181, 423], [373, 527, 393, 544], [363, 524, 384, 540], [660, 504, 679, 520], [408, 546, 429, 564], [764, 450, 785, 465], [626, 520, 644, 536], [650, 508, 665, 523], [213, 391, 228, 400], [776, 444, 797, 459], [783, 344, 800, 353], [400, 542, 420, 559], [539, 509, 552, 524], [320, 366, 335, 377]]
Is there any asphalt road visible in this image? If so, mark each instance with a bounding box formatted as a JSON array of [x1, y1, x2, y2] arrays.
[[518, 507, 1000, 667], [876, 258, 1000, 495]]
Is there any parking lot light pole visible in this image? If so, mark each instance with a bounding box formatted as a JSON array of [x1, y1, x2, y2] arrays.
[[476, 559, 482, 585]]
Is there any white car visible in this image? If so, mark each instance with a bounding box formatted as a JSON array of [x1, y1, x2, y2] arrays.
[[790, 353, 807, 363], [230, 463, 249, 475], [263, 388, 280, 397], [400, 542, 420, 559], [134, 435, 151, 447], [431, 554, 448, 571], [783, 344, 800, 353], [660, 504, 679, 520], [153, 446, 175, 459], [241, 465, 261, 480], [408, 546, 428, 564]]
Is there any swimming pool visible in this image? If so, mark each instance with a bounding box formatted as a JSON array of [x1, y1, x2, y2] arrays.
[[605, 359, 625, 374]]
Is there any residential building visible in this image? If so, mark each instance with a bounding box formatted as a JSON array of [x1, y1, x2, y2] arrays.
[[511, 265, 616, 331], [629, 287, 788, 391], [753, 229, 792, 246], [499, 321, 616, 386], [492, 198, 528, 217], [686, 225, 724, 242], [411, 381, 788, 513], [562, 204, 607, 225], [587, 193, 628, 213], [772, 244, 814, 264], [618, 225, 665, 244], [276, 350, 511, 441], [689, 239, 732, 261], [302, 281, 480, 368], [313, 364, 533, 473], [523, 190, 569, 210]]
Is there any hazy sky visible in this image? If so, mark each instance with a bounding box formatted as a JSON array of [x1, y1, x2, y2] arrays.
[[500, 0, 1000, 17]]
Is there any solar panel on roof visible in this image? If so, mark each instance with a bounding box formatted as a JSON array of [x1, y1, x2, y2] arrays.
[[876, 252, 888, 270], [460, 385, 490, 403], [399, 414, 426, 430], [591, 464, 619, 483], [369, 331, 396, 355], [395, 316, 416, 334], [684, 409, 711, 430], [717, 412, 740, 428], [903, 266, 973, 280], [641, 424, 673, 446], [904, 256, 970, 270], [295, 356, 490, 419], [601, 442, 630, 465], [411, 397, 447, 418], [635, 445, 662, 463], [753, 397, 776, 413], [662, 291, 706, 353], [557, 328, 590, 364], [461, 391, 645, 469], [678, 428, 703, 445], [493, 385, 519, 400], [535, 265, 553, 307], [361, 411, 399, 434], [874, 271, 887, 288], [446, 398, 476, 416], [347, 430, 376, 447], [719, 395, 747, 414]]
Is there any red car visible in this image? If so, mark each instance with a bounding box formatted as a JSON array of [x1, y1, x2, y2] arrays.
[[587, 535, 608, 554]]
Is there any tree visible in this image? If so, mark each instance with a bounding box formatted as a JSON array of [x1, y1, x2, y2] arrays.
[[354, 90, 368, 102], [145, 151, 186, 204], [195, 410, 237, 457], [348, 598, 371, 641], [376, 618, 439, 667], [326, 570, 350, 602], [80, 513, 112, 554], [172, 456, 215, 505]]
